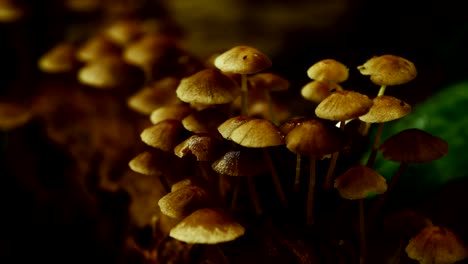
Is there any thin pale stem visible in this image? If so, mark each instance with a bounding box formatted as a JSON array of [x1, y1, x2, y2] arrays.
[[264, 89, 278, 125], [293, 154, 302, 193], [377, 85, 387, 96], [366, 122, 385, 168], [263, 148, 288, 207], [359, 199, 366, 264], [323, 121, 345, 190], [307, 156, 316, 225], [241, 74, 249, 116]]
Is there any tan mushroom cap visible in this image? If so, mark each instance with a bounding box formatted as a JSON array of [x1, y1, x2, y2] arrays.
[[334, 165, 388, 200], [76, 35, 121, 62], [217, 116, 253, 139], [128, 149, 168, 176], [307, 59, 349, 83], [127, 77, 181, 115], [285, 119, 346, 157], [158, 185, 209, 218], [301, 80, 344, 104], [359, 95, 411, 123], [214, 45, 272, 75], [149, 104, 192, 125], [169, 208, 245, 244], [140, 119, 187, 152], [357, 54, 417, 86], [406, 226, 468, 264], [38, 42, 77, 73], [248, 72, 289, 92], [182, 108, 228, 134], [212, 149, 269, 176], [171, 178, 197, 192], [315, 90, 373, 121], [174, 134, 224, 161], [379, 128, 448, 163], [176, 69, 240, 106], [123, 34, 178, 68], [229, 118, 284, 148], [103, 19, 144, 46], [77, 55, 142, 89], [279, 117, 307, 135], [0, 102, 32, 130]]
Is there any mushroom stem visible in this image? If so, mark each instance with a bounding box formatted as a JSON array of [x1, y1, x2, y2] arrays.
[[377, 85, 387, 96], [264, 89, 278, 125], [359, 199, 366, 264], [293, 154, 302, 193], [366, 122, 385, 167], [241, 73, 249, 116], [247, 176, 263, 215], [323, 121, 345, 190], [159, 176, 170, 193], [306, 156, 316, 225], [263, 148, 288, 208]]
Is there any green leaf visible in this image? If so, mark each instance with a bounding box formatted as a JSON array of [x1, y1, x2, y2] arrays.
[[364, 81, 468, 206]]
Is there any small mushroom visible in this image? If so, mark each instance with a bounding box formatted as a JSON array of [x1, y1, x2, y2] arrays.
[[306, 59, 349, 83], [158, 185, 210, 218], [149, 104, 193, 125], [38, 42, 78, 73]]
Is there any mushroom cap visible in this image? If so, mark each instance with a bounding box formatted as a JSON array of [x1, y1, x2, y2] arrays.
[[217, 116, 253, 139], [171, 178, 197, 192], [214, 45, 272, 74], [182, 108, 228, 134], [248, 72, 289, 92], [379, 128, 448, 163], [357, 54, 417, 86], [212, 149, 269, 176], [176, 69, 240, 106], [359, 95, 412, 123], [0, 102, 32, 130], [104, 19, 144, 46], [334, 165, 387, 200], [122, 34, 178, 67], [140, 119, 187, 152], [76, 35, 121, 62], [38, 42, 77, 73], [315, 90, 373, 121], [77, 55, 143, 89], [127, 77, 181, 115], [158, 186, 209, 218], [128, 149, 168, 176], [174, 133, 224, 161], [301, 80, 344, 104], [307, 59, 349, 83], [405, 226, 468, 264], [229, 118, 284, 148], [169, 208, 245, 244], [285, 119, 346, 156], [279, 117, 307, 135], [149, 104, 193, 125]]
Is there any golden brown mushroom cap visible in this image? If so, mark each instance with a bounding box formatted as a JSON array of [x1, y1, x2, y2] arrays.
[[123, 34, 178, 68], [176, 69, 240, 106], [38, 42, 77, 73], [301, 80, 344, 104], [248, 72, 289, 92], [149, 104, 192, 125], [76, 35, 121, 62], [379, 128, 448, 163], [140, 119, 187, 152], [334, 165, 387, 200], [171, 178, 196, 192], [359, 95, 411, 123], [212, 149, 269, 176], [405, 226, 468, 264], [103, 19, 144, 46], [217, 116, 253, 139], [307, 59, 349, 83], [169, 208, 245, 244], [357, 54, 417, 86], [315, 90, 373, 121], [182, 108, 228, 134], [158, 186, 209, 218], [128, 149, 168, 176], [214, 45, 272, 75], [285, 119, 346, 157], [228, 118, 284, 148], [174, 134, 224, 161]]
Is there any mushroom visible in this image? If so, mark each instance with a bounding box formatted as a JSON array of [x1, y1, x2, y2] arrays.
[[128, 149, 171, 191], [140, 119, 188, 153], [38, 42, 78, 74], [76, 35, 121, 63], [334, 165, 388, 264], [158, 185, 210, 218], [301, 80, 344, 104], [405, 225, 468, 264], [306, 59, 349, 83], [169, 208, 245, 244], [181, 108, 228, 136], [214, 45, 272, 115], [149, 104, 193, 125]]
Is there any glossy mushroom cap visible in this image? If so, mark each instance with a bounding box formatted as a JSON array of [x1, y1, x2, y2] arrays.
[[158, 186, 209, 218], [379, 128, 448, 163], [357, 54, 417, 86], [307, 59, 349, 83], [169, 208, 245, 244], [315, 90, 373, 121], [285, 119, 346, 157], [214, 45, 272, 75], [301, 80, 344, 104], [334, 165, 387, 200], [176, 69, 240, 106], [359, 95, 411, 123], [38, 42, 77, 73], [405, 226, 468, 264]]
